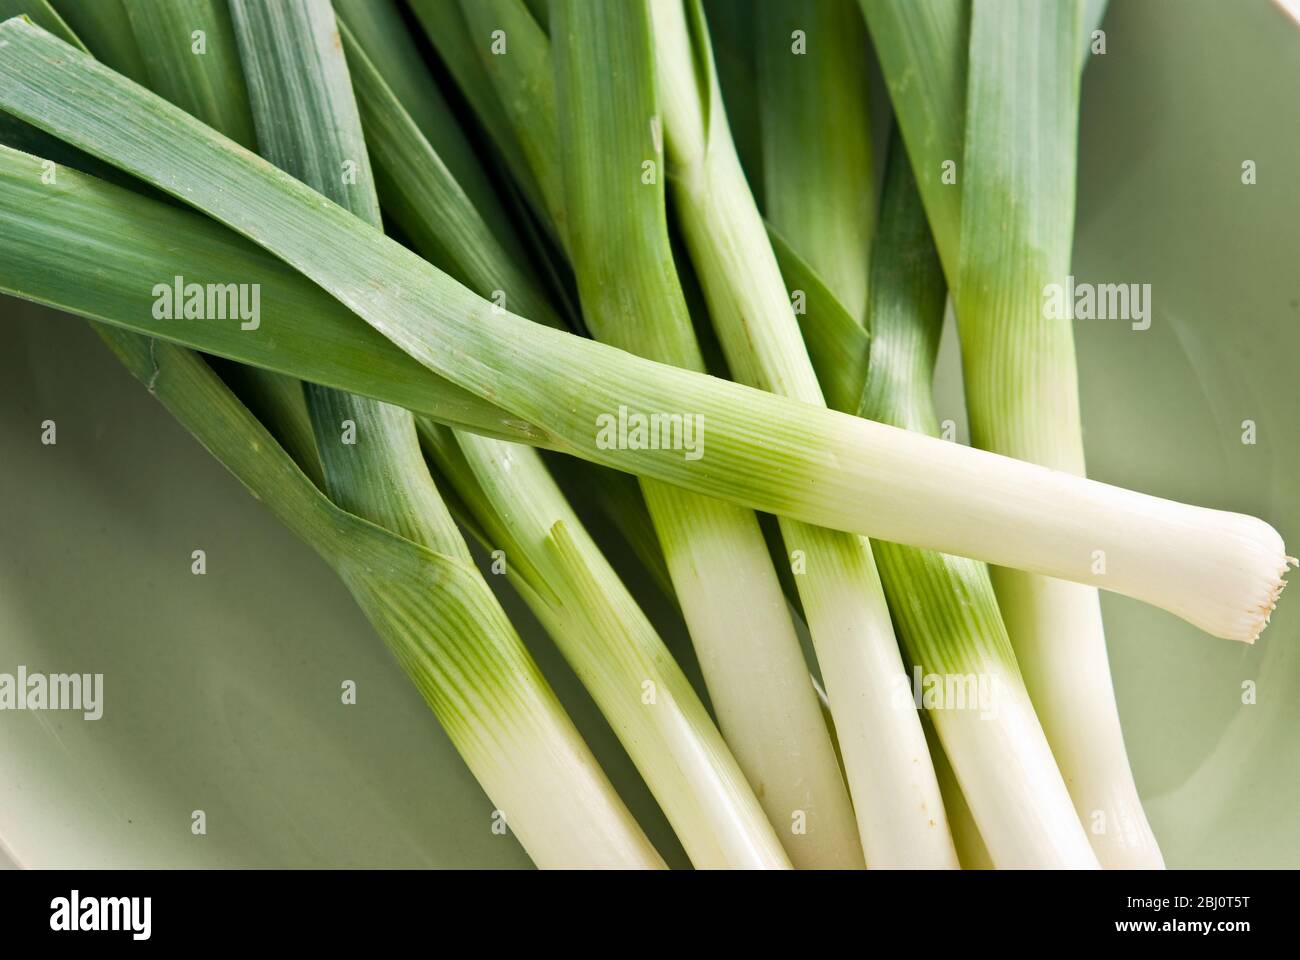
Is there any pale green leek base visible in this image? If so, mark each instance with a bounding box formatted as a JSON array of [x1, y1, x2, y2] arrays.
[[425, 426, 791, 869]]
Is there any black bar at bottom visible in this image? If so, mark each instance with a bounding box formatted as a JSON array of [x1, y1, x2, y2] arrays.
[[0, 867, 1283, 945]]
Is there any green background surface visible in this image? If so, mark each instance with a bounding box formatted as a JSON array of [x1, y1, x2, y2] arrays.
[[1, 0, 1297, 867]]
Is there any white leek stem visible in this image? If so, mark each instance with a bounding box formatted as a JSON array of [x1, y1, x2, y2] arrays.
[[991, 574, 1166, 867]]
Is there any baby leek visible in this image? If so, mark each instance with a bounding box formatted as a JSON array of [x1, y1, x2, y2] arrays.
[[227, 0, 458, 586], [0, 139, 658, 867], [100, 324, 663, 870], [0, 3, 1292, 872], [420, 425, 789, 868]]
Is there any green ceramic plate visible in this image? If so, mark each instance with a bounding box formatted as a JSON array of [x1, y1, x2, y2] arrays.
[[0, 0, 1296, 868]]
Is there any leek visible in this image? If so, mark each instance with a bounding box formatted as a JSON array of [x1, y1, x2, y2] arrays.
[[419, 425, 789, 868], [857, 0, 966, 282], [232, 0, 777, 869], [455, 0, 565, 241], [48, 0, 148, 83], [330, 0, 529, 267], [100, 326, 663, 870], [0, 3, 1292, 872], [404, 0, 550, 234], [862, 0, 1281, 867]]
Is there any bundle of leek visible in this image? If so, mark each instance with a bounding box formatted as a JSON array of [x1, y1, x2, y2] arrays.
[[0, 0, 1289, 869]]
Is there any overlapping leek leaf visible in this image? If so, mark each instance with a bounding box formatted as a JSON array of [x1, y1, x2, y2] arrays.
[[859, 0, 1110, 286], [416, 0, 574, 309], [552, 0, 858, 868], [765, 225, 871, 417], [0, 6, 520, 451], [454, 0, 565, 241], [49, 0, 148, 81], [102, 0, 325, 481], [763, 176, 987, 865], [0, 0, 68, 42], [419, 424, 789, 868], [0, 16, 1288, 644], [208, 0, 778, 867], [337, 0, 789, 867], [857, 0, 1275, 868], [331, 0, 528, 267], [755, 0, 1097, 862], [0, 7, 522, 448], [0, 146, 539, 443], [857, 0, 966, 282], [757, 0, 874, 326], [699, 0, 761, 187], [228, 0, 457, 557], [339, 22, 560, 331], [122, 0, 255, 147], [544, 456, 678, 605], [404, 0, 548, 233], [227, 8, 664, 863], [0, 0, 143, 190]]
